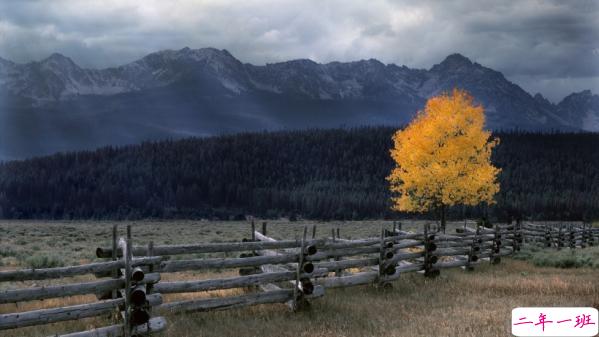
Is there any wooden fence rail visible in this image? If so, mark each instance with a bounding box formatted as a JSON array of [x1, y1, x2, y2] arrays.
[[1, 220, 597, 336], [0, 225, 166, 337]]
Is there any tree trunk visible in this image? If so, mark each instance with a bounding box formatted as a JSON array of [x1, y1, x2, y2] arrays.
[[440, 204, 447, 233]]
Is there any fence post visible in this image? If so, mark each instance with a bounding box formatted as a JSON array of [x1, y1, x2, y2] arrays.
[[125, 227, 158, 334], [582, 224, 587, 247], [517, 221, 524, 247], [580, 224, 587, 248], [123, 226, 132, 337], [465, 229, 479, 271], [378, 227, 394, 289], [292, 227, 312, 311], [377, 228, 384, 286], [491, 224, 501, 265], [511, 223, 520, 252], [557, 225, 563, 250], [111, 225, 118, 300], [488, 224, 495, 263], [239, 221, 259, 277], [331, 228, 341, 277], [423, 224, 439, 278], [292, 233, 303, 310], [147, 241, 154, 291], [143, 240, 155, 335]]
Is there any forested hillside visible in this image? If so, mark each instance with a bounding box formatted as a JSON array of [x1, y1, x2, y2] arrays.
[[0, 127, 597, 221]]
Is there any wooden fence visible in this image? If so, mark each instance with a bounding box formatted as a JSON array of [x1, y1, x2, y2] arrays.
[[0, 225, 166, 337], [520, 223, 597, 249], [1, 221, 597, 336]]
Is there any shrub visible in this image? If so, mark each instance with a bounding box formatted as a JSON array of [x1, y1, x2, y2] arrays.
[[25, 254, 65, 269], [514, 245, 599, 269], [0, 247, 17, 257]]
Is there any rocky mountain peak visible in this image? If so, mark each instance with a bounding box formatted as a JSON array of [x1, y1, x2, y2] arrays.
[[556, 90, 599, 131], [430, 53, 474, 72], [176, 47, 236, 62], [577, 89, 593, 97], [277, 58, 319, 68], [0, 48, 597, 133], [40, 53, 78, 69], [559, 90, 596, 106], [534, 93, 553, 106], [135, 47, 236, 66]]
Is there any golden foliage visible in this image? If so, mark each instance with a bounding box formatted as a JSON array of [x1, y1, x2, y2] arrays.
[[387, 89, 500, 213]]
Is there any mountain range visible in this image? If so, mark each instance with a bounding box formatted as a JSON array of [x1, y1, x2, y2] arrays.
[[0, 47, 597, 160]]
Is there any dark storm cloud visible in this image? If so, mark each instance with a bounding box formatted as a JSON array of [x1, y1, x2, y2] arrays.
[[0, 0, 597, 101], [460, 0, 597, 78]]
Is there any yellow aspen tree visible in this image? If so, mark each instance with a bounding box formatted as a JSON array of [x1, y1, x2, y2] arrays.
[[387, 89, 500, 232]]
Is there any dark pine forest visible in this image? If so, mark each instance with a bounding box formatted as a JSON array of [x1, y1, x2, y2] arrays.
[[0, 127, 597, 221]]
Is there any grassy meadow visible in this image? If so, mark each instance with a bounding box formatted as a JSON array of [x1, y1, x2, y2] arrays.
[[0, 220, 598, 337]]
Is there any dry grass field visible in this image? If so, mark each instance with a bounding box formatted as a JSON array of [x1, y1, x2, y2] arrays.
[[0, 220, 598, 337]]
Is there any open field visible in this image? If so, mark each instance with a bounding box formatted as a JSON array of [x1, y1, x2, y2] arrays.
[[0, 220, 442, 268], [1, 220, 598, 337]]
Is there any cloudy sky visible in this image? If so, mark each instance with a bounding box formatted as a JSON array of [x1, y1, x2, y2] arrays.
[[0, 0, 597, 102]]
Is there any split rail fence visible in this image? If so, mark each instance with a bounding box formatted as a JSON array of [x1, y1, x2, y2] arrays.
[[1, 221, 597, 336], [0, 226, 166, 337]]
